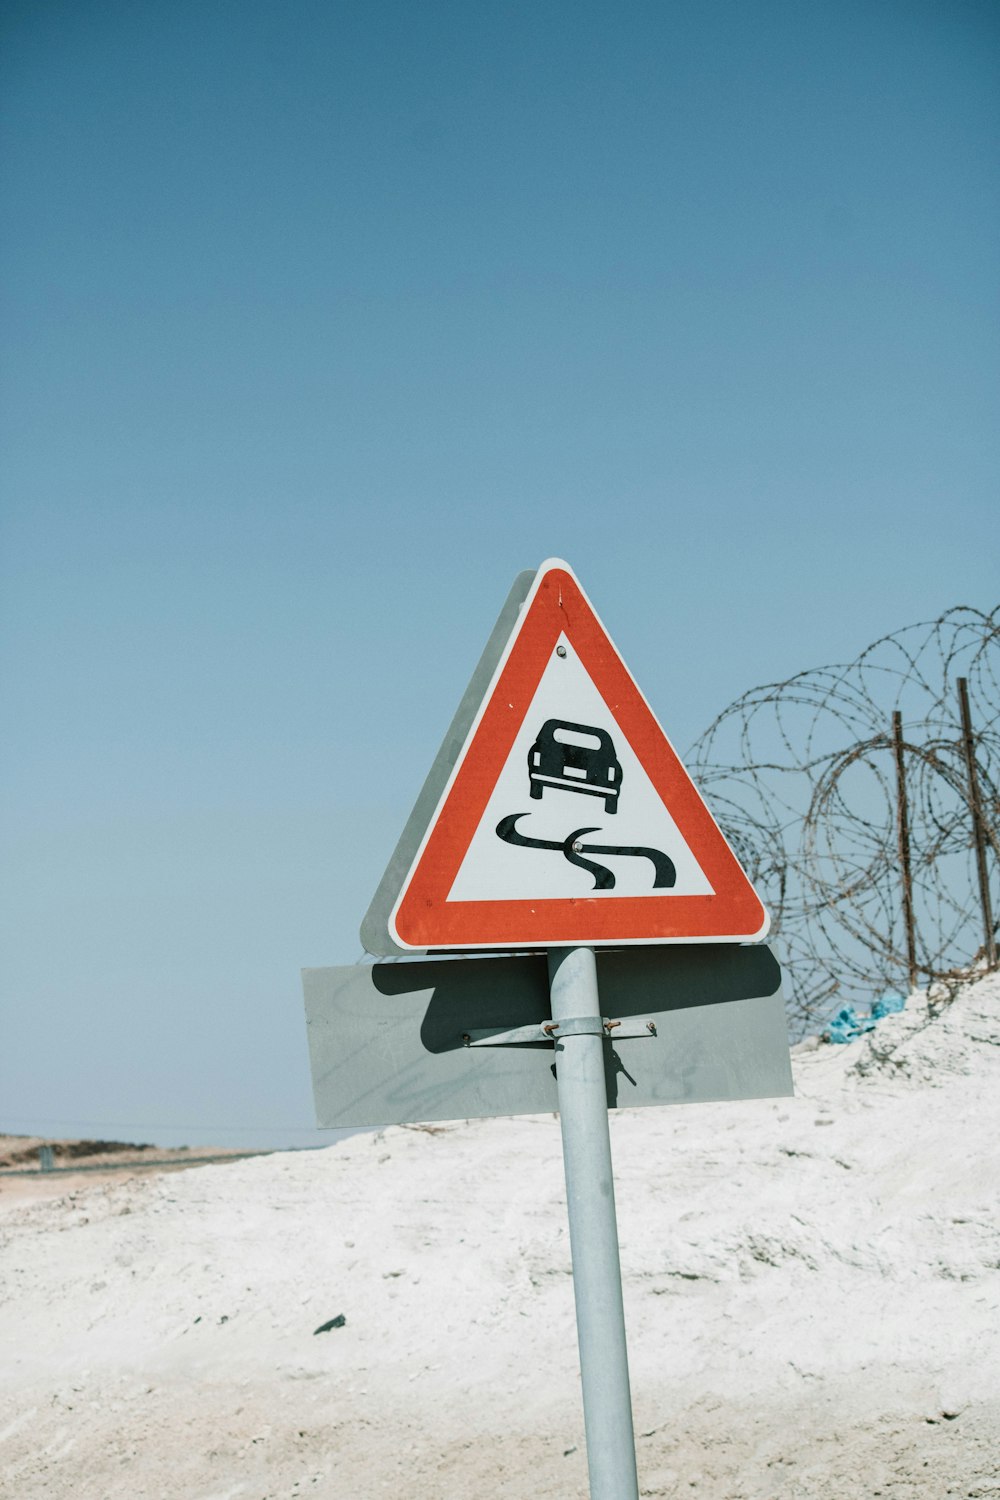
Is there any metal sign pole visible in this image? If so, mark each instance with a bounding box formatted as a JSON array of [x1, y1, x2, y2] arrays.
[[547, 945, 640, 1500]]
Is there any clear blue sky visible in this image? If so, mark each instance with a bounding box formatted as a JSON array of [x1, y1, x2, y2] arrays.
[[2, 1, 997, 1147]]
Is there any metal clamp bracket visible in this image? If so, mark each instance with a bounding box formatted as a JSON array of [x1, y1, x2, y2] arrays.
[[462, 1017, 658, 1047]]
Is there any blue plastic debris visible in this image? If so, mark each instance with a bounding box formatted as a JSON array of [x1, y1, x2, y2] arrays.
[[827, 994, 906, 1043], [871, 994, 906, 1020], [827, 1006, 875, 1043]]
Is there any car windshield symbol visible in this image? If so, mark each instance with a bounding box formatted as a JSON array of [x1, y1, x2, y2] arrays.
[[527, 719, 622, 814]]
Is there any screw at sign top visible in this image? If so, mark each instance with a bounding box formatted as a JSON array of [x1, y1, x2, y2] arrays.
[[556, 644, 567, 658]]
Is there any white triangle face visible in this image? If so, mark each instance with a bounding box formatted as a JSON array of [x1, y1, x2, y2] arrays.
[[447, 635, 715, 903]]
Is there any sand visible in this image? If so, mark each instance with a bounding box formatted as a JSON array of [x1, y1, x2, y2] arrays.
[[1, 970, 998, 1499]]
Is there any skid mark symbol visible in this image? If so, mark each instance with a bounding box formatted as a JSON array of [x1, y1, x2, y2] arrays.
[[496, 814, 676, 891]]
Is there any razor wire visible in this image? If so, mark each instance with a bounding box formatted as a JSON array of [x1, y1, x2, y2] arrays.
[[688, 606, 1000, 1036]]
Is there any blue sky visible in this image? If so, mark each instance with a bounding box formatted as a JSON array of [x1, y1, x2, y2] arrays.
[[2, 1, 997, 1147]]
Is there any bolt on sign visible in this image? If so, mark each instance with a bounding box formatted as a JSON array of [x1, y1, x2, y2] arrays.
[[363, 557, 768, 954]]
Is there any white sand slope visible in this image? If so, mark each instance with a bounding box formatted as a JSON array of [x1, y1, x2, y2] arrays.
[[2, 972, 999, 1499]]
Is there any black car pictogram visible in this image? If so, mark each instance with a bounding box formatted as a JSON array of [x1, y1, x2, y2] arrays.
[[527, 719, 622, 814]]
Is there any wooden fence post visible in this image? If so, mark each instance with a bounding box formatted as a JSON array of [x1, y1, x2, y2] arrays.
[[892, 710, 918, 990], [957, 678, 997, 969]]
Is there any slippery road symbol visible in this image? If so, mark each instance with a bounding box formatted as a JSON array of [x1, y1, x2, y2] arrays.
[[495, 814, 677, 891], [496, 720, 676, 890]]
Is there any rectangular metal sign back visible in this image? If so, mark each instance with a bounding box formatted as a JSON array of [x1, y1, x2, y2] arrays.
[[303, 944, 792, 1129]]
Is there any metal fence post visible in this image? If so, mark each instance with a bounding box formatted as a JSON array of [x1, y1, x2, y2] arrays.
[[547, 945, 639, 1500], [957, 677, 997, 969], [891, 710, 918, 990]]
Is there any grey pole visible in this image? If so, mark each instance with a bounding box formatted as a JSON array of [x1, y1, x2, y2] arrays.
[[548, 945, 639, 1500]]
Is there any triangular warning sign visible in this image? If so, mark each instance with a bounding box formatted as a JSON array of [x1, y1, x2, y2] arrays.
[[371, 559, 768, 952]]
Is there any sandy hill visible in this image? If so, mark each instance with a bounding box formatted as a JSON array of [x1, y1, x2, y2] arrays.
[[1, 971, 998, 1499]]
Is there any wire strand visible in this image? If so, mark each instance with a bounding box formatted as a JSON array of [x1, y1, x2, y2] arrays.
[[688, 604, 999, 1035]]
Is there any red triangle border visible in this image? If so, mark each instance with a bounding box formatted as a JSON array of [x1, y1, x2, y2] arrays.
[[391, 564, 768, 949]]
